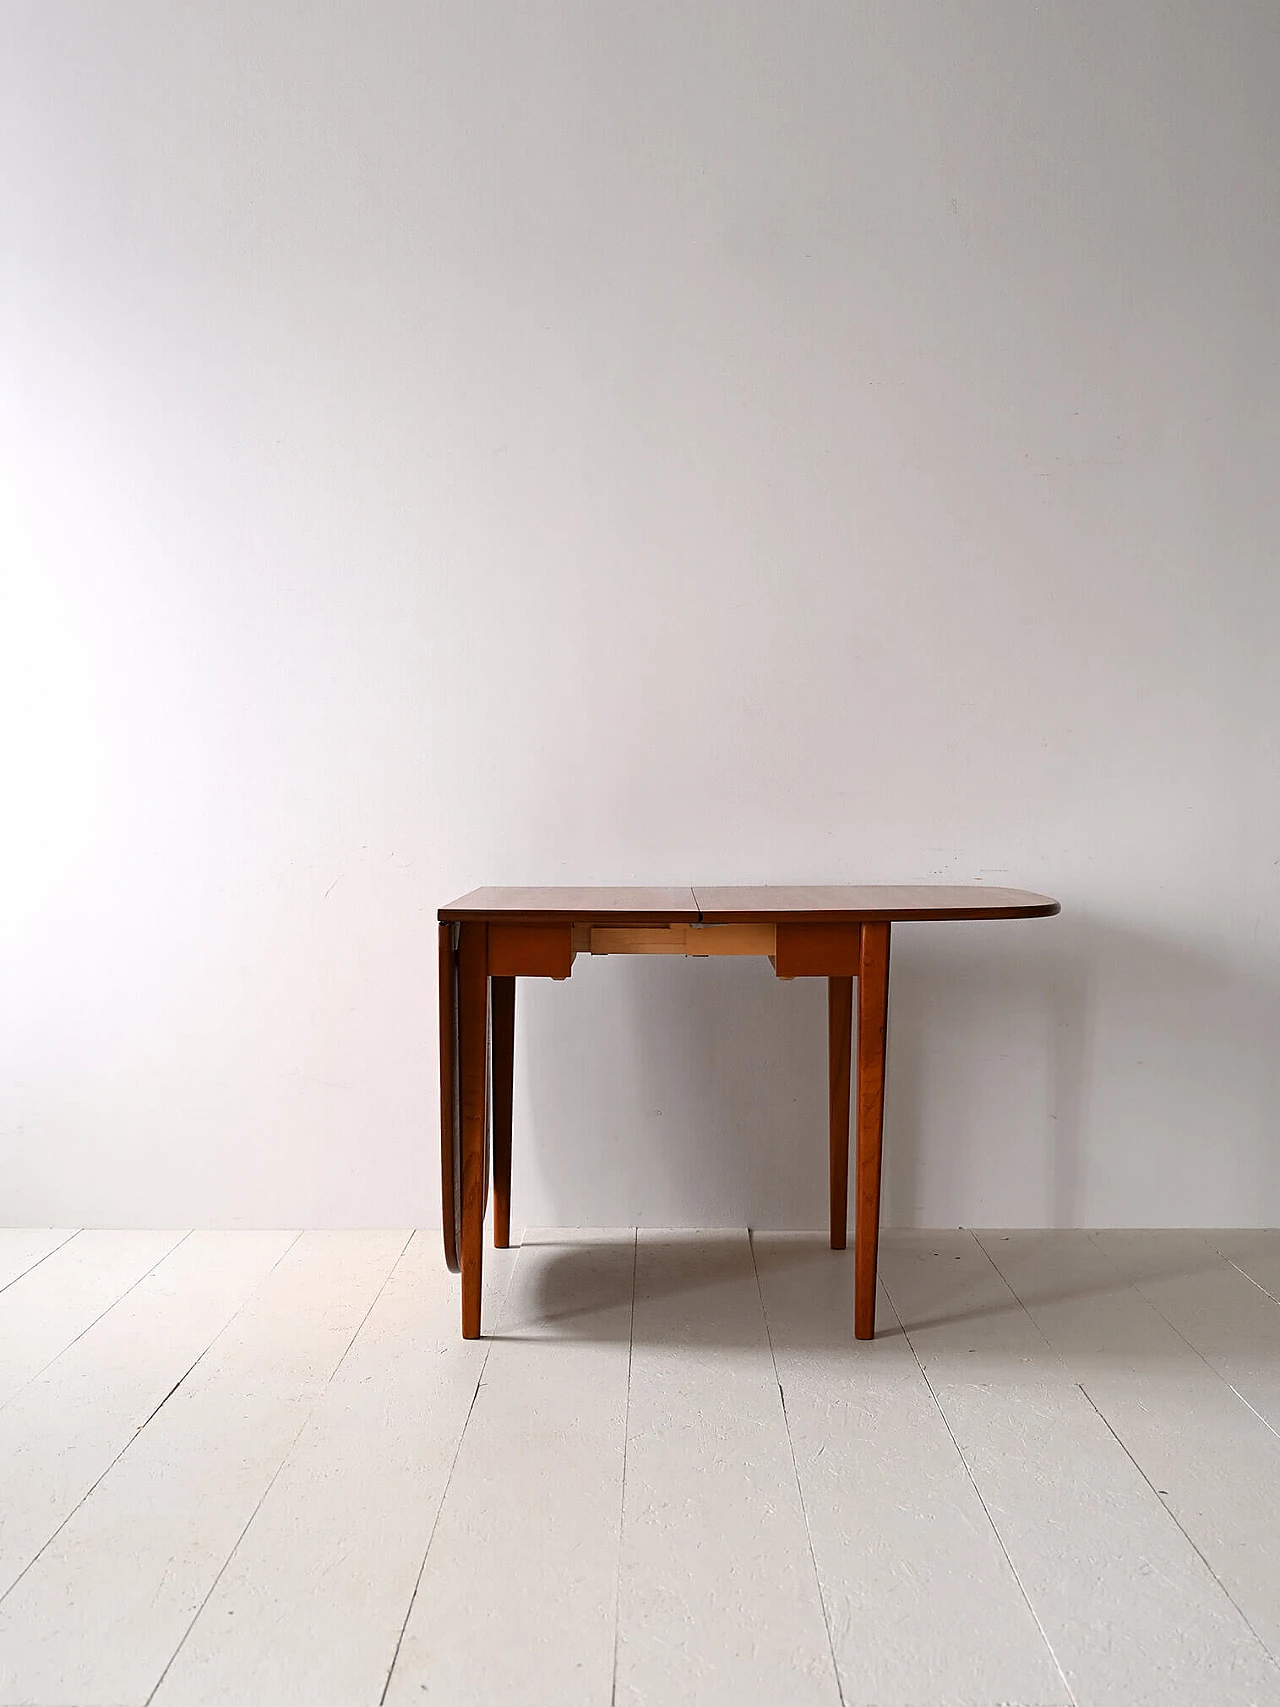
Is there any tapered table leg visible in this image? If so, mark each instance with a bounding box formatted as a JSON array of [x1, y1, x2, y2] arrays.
[[457, 921, 489, 1338], [439, 923, 460, 1274], [828, 974, 854, 1250], [855, 922, 891, 1339], [491, 975, 515, 1249]]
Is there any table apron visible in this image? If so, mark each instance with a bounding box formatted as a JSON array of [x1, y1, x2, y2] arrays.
[[480, 919, 865, 978]]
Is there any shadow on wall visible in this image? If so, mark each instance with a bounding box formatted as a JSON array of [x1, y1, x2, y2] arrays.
[[514, 951, 828, 1230], [886, 913, 1280, 1229], [510, 912, 1280, 1232]]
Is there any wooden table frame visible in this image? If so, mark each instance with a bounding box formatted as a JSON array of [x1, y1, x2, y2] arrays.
[[438, 886, 1059, 1340]]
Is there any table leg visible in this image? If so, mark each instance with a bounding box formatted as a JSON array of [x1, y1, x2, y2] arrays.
[[491, 975, 515, 1249], [828, 974, 854, 1250], [439, 923, 460, 1274], [458, 921, 489, 1338], [855, 921, 891, 1339]]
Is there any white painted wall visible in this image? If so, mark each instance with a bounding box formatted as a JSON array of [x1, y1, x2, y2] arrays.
[[3, 3, 1278, 1231]]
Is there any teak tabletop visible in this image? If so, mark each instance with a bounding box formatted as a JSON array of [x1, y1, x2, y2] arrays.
[[440, 885, 1059, 923], [437, 884, 1060, 1340]]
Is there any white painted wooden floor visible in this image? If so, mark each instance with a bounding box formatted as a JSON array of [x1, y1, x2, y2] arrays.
[[2, 1229, 1280, 1706]]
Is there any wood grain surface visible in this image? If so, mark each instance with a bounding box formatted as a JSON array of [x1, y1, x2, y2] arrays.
[[694, 885, 1060, 921], [438, 924, 459, 1275], [439, 887, 700, 922], [457, 922, 488, 1339], [854, 922, 891, 1340], [490, 977, 515, 1250], [440, 885, 1060, 923], [827, 978, 853, 1251]]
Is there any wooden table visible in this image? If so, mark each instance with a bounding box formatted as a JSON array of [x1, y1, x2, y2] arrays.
[[438, 885, 1059, 1339]]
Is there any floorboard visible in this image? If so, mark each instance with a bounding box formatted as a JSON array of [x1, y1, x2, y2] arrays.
[[1, 1227, 1278, 1707], [978, 1229, 1280, 1668], [151, 1232, 518, 1707], [0, 1230, 408, 1707], [0, 1230, 187, 1410], [0, 1231, 77, 1295], [0, 1230, 295, 1601], [1203, 1229, 1280, 1302], [1089, 1230, 1280, 1435], [383, 1231, 634, 1707], [879, 1230, 1280, 1707], [753, 1233, 1069, 1707], [613, 1231, 840, 1707]]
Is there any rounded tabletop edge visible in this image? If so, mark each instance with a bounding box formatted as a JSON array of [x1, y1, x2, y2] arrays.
[[691, 885, 1060, 922], [439, 887, 1061, 924], [695, 899, 1062, 923]]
